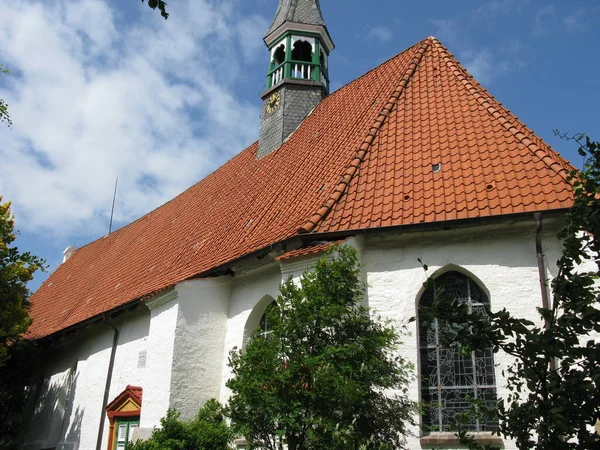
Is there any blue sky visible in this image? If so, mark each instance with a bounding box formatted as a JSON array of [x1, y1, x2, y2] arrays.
[[0, 0, 598, 291]]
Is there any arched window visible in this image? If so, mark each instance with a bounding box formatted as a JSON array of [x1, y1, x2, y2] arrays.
[[257, 301, 279, 340], [291, 40, 312, 62], [419, 271, 498, 433], [272, 44, 285, 67]]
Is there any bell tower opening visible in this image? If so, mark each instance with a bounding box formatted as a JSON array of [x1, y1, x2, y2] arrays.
[[292, 40, 312, 62], [272, 44, 286, 66], [258, 0, 335, 159], [291, 40, 313, 80]]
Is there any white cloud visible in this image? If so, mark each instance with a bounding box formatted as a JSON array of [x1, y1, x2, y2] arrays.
[[0, 0, 266, 237], [237, 14, 270, 61], [461, 48, 495, 84], [367, 26, 393, 42], [430, 12, 527, 87], [534, 5, 556, 37], [460, 39, 527, 86], [564, 8, 589, 32], [430, 19, 460, 46], [471, 0, 530, 24]]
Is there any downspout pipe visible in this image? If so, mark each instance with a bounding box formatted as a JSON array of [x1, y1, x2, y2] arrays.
[[534, 212, 551, 325], [96, 317, 120, 450], [534, 212, 558, 372]]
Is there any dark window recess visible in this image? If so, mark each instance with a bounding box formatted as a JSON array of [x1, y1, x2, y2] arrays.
[[272, 44, 285, 66], [432, 162, 442, 173], [292, 40, 312, 62], [419, 271, 499, 433]]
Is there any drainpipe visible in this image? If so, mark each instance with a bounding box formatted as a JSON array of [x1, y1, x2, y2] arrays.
[[534, 212, 551, 325], [96, 317, 120, 450], [534, 212, 557, 373]]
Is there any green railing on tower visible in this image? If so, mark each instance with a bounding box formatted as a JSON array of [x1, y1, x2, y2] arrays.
[[267, 60, 329, 91]]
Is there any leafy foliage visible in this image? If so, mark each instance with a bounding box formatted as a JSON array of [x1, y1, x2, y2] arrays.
[[0, 198, 45, 447], [227, 246, 417, 450], [0, 65, 12, 127], [422, 135, 600, 449], [141, 0, 169, 19], [0, 340, 40, 449], [129, 400, 233, 450], [0, 197, 46, 367]]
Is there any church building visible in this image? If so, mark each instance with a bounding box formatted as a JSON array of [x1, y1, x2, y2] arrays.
[[23, 1, 576, 449]]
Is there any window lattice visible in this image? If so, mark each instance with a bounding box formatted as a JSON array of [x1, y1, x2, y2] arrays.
[[258, 301, 279, 340], [419, 271, 498, 433]]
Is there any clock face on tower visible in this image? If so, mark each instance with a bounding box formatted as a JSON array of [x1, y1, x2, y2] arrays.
[[266, 92, 281, 114]]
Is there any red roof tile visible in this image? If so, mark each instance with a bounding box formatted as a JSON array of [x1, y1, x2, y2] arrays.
[[276, 239, 350, 261], [309, 38, 575, 233], [28, 37, 575, 339], [106, 385, 143, 415]]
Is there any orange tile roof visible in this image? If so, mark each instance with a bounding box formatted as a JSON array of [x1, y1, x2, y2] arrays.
[[28, 37, 575, 339], [275, 239, 350, 261]]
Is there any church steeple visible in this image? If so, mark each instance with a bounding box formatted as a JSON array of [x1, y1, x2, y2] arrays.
[[258, 0, 335, 159]]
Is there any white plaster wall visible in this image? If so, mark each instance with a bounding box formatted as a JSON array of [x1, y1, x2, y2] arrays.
[[170, 277, 233, 419], [63, 327, 115, 450], [141, 292, 179, 428], [219, 265, 282, 404], [362, 221, 563, 450], [23, 307, 151, 450], [23, 218, 576, 450], [22, 349, 75, 450], [99, 309, 150, 450]]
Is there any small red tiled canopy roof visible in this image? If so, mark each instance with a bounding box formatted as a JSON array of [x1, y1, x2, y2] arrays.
[[28, 37, 575, 339], [106, 385, 143, 413], [276, 238, 351, 261]]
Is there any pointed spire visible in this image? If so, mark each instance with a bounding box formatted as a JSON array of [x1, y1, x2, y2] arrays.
[[258, 0, 334, 158], [266, 0, 326, 38]]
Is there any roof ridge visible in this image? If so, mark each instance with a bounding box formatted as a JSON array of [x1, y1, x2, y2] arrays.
[[320, 40, 424, 106], [297, 38, 433, 234], [430, 38, 577, 184]]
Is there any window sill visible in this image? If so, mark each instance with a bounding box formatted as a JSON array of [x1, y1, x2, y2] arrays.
[[420, 432, 503, 448], [233, 438, 248, 449]]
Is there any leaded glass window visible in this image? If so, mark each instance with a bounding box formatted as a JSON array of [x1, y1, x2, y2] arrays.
[[257, 301, 279, 340], [419, 271, 498, 433]]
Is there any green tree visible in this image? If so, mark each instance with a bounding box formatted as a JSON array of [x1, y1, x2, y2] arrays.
[[0, 340, 41, 449], [0, 197, 45, 367], [0, 65, 11, 127], [0, 198, 46, 448], [129, 400, 233, 450], [141, 0, 169, 19], [422, 135, 600, 449], [227, 246, 417, 450]]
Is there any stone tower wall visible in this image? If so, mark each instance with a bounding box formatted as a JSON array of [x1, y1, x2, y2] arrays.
[[258, 84, 323, 158]]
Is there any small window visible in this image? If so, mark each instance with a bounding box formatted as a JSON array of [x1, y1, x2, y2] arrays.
[[114, 417, 139, 449]]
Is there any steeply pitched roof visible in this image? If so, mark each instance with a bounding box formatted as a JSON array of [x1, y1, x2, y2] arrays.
[[266, 0, 326, 37], [300, 38, 575, 232], [28, 37, 575, 339]]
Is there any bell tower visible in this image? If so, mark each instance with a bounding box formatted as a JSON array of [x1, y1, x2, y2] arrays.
[[257, 0, 335, 159]]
